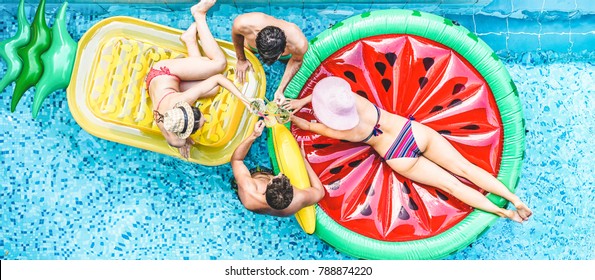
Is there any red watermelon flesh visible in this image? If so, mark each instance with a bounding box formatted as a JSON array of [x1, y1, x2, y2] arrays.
[[291, 35, 503, 241]]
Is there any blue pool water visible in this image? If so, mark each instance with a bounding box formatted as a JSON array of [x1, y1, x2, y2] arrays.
[[1, 0, 593, 260]]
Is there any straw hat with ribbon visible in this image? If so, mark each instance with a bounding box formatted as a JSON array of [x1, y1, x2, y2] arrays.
[[163, 101, 195, 139]]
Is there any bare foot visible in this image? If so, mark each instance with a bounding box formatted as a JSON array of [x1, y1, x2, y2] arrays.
[[180, 23, 197, 44], [191, 0, 216, 16], [502, 209, 524, 223], [514, 202, 533, 221]]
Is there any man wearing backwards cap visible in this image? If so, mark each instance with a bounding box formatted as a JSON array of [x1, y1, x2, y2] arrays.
[[230, 120, 325, 216], [290, 76, 532, 223]]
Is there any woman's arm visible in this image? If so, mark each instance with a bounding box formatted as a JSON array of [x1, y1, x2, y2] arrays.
[[282, 94, 312, 113], [212, 73, 253, 107], [176, 74, 252, 107], [164, 132, 186, 148], [155, 120, 191, 158], [290, 115, 346, 140]]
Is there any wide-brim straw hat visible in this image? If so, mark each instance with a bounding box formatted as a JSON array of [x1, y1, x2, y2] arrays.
[[311, 76, 359, 131], [163, 101, 195, 139]]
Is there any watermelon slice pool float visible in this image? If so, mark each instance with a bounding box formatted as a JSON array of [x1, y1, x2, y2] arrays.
[[280, 10, 525, 259]]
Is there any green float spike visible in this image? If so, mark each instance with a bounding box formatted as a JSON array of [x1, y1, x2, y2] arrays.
[[11, 0, 52, 112], [33, 2, 78, 118], [0, 0, 31, 94]]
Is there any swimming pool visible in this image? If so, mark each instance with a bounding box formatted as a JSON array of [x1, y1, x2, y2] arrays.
[[1, 0, 593, 260]]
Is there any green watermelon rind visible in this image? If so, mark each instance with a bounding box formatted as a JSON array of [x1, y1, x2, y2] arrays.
[[281, 9, 525, 260]]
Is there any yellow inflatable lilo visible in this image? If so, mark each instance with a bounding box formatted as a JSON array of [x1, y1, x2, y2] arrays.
[[270, 123, 316, 234], [67, 16, 266, 165]]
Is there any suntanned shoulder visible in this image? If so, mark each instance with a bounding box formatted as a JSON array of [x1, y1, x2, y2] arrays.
[[240, 197, 261, 213], [232, 13, 252, 33], [237, 181, 262, 210], [284, 23, 308, 56], [285, 22, 306, 38], [233, 12, 268, 30]]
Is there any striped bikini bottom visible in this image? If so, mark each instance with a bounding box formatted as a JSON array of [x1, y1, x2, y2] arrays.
[[383, 119, 422, 160]]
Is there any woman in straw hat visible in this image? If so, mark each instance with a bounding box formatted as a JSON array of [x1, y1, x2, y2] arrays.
[[290, 76, 532, 223], [147, 0, 250, 158]]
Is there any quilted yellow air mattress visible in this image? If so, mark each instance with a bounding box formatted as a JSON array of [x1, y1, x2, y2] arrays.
[[67, 16, 266, 165]]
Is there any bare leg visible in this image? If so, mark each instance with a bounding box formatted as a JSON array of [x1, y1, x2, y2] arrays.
[[178, 25, 207, 92], [180, 23, 201, 58], [387, 157, 523, 223], [191, 0, 225, 62], [412, 123, 532, 221], [155, 0, 225, 81]]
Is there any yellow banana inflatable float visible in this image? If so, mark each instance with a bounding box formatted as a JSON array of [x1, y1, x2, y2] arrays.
[[270, 123, 316, 234]]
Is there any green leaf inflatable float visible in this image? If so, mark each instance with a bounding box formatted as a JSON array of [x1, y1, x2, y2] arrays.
[[0, 0, 31, 94], [12, 0, 52, 112], [33, 2, 77, 118]]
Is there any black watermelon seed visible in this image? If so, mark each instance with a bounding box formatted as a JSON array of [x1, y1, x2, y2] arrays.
[[356, 90, 367, 98], [312, 143, 331, 149], [398, 206, 410, 220], [329, 166, 344, 174], [462, 124, 480, 130], [402, 181, 411, 194], [447, 99, 462, 107], [408, 197, 419, 210], [385, 52, 397, 66], [452, 83, 465, 95], [375, 62, 387, 75], [418, 77, 428, 89], [437, 130, 451, 135], [348, 159, 363, 167], [361, 205, 372, 216], [436, 190, 449, 200], [430, 105, 443, 113], [344, 71, 356, 83], [382, 78, 391, 92], [423, 57, 434, 71]]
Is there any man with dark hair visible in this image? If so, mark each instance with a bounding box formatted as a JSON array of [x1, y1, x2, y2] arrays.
[[232, 12, 308, 105], [231, 120, 325, 216]]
